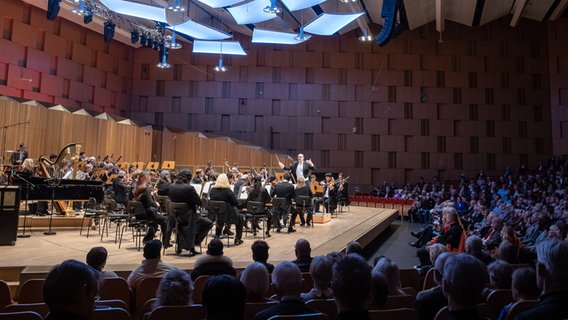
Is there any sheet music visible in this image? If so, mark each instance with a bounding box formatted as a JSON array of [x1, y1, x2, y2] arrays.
[[191, 183, 203, 196]]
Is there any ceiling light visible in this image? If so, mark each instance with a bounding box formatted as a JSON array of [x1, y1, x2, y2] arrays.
[[168, 20, 231, 40], [71, 0, 87, 15], [263, 0, 282, 14], [165, 32, 182, 49], [196, 0, 245, 8], [99, 0, 167, 23], [359, 28, 372, 42], [83, 9, 93, 24], [228, 0, 277, 24], [339, 0, 357, 3], [193, 40, 247, 55], [214, 56, 227, 72], [252, 28, 309, 44], [168, 0, 186, 12], [157, 51, 171, 68], [46, 0, 61, 20], [281, 0, 326, 11], [294, 26, 311, 41], [103, 20, 115, 43], [304, 12, 364, 36]]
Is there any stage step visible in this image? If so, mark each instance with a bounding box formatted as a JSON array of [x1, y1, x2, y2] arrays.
[[18, 215, 91, 229]]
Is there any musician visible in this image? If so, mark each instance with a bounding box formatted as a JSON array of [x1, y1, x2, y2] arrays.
[[133, 171, 173, 246], [168, 169, 213, 256], [205, 167, 215, 181], [10, 143, 28, 165], [112, 172, 131, 206], [270, 172, 296, 233], [247, 175, 273, 237], [278, 153, 315, 184], [315, 173, 337, 214], [19, 158, 36, 178], [208, 173, 244, 246], [293, 177, 314, 227], [335, 172, 350, 206], [56, 160, 71, 179], [191, 169, 207, 184], [79, 151, 87, 162], [156, 170, 171, 196]]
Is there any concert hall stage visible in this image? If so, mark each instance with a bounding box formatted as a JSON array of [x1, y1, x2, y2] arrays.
[[1, 206, 399, 284]]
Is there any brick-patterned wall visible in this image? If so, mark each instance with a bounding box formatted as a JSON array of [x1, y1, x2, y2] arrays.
[[548, 19, 568, 155]]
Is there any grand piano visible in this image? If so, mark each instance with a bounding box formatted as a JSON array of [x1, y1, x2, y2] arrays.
[[10, 143, 104, 214]]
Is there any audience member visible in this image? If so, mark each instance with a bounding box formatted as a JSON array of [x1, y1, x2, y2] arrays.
[[127, 240, 177, 288], [191, 238, 236, 280], [332, 254, 373, 320], [373, 257, 405, 296], [497, 267, 540, 320], [240, 262, 270, 302], [464, 235, 493, 265], [345, 241, 363, 256], [43, 259, 101, 320], [301, 255, 334, 301], [203, 274, 246, 320], [292, 238, 313, 273], [482, 260, 512, 300], [516, 238, 568, 320], [86, 246, 118, 278], [254, 261, 320, 320], [369, 271, 389, 310], [150, 269, 193, 311], [442, 253, 489, 319], [413, 252, 454, 320], [251, 240, 274, 273]]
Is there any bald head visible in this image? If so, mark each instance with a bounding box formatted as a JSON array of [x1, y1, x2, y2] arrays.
[[295, 239, 311, 259]]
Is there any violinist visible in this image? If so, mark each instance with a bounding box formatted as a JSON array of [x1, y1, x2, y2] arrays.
[[315, 173, 337, 214], [112, 172, 131, 206], [155, 170, 172, 196], [191, 168, 207, 184], [335, 172, 350, 206]]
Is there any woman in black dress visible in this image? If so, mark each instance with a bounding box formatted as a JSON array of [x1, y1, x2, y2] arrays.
[[133, 171, 172, 245], [208, 173, 244, 245]]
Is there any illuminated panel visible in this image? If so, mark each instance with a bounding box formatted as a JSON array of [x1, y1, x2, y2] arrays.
[[193, 40, 247, 55], [99, 0, 167, 23], [281, 0, 326, 11], [196, 0, 244, 8], [227, 0, 277, 24], [252, 28, 310, 44], [304, 12, 363, 35], [169, 20, 231, 40]]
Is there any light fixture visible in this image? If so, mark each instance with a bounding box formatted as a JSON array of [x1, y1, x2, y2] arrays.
[[165, 31, 182, 49], [83, 8, 93, 24], [71, 0, 87, 16], [294, 26, 310, 41], [214, 56, 227, 72], [263, 0, 282, 14], [46, 0, 61, 20], [131, 30, 139, 44], [103, 20, 115, 43], [339, 0, 357, 3], [168, 0, 186, 12], [359, 28, 372, 42], [156, 49, 171, 68]]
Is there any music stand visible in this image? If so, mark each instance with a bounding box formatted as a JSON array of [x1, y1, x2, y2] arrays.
[[44, 178, 58, 235], [13, 172, 35, 238], [161, 161, 175, 170], [146, 162, 159, 170]]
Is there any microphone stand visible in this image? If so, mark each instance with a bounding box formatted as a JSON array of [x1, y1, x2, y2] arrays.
[[13, 171, 35, 238], [0, 121, 30, 165], [44, 178, 58, 235]]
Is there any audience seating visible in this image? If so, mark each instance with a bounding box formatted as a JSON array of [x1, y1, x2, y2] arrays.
[[305, 299, 336, 319], [96, 299, 129, 311], [384, 294, 415, 309], [422, 268, 436, 291], [92, 307, 131, 320], [141, 298, 158, 318], [0, 311, 43, 320], [369, 308, 418, 320], [434, 303, 493, 320], [16, 279, 44, 304], [1, 303, 49, 318], [503, 300, 539, 320], [401, 287, 417, 297], [146, 305, 204, 320], [133, 277, 162, 320], [486, 289, 513, 320], [191, 275, 210, 304], [399, 268, 421, 292], [0, 281, 12, 310], [266, 313, 330, 320], [99, 277, 131, 310], [301, 273, 315, 294], [244, 301, 279, 320]]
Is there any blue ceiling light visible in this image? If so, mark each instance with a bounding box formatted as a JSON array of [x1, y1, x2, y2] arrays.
[[165, 30, 182, 49], [294, 25, 311, 41], [263, 0, 282, 14], [167, 20, 231, 40], [304, 12, 364, 35], [359, 28, 372, 42], [227, 0, 277, 24], [196, 0, 244, 8], [99, 0, 168, 23], [157, 51, 171, 68], [252, 28, 309, 44], [193, 40, 247, 55], [214, 56, 228, 72], [280, 0, 326, 11], [167, 0, 186, 12]]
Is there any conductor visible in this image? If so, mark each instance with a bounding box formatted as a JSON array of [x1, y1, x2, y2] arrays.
[[278, 153, 315, 184]]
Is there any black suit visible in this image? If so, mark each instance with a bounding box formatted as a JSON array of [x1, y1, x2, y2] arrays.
[[284, 161, 315, 183], [270, 181, 295, 229], [412, 285, 447, 320], [10, 150, 28, 165]]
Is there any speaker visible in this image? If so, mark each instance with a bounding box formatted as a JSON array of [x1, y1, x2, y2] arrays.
[[0, 186, 20, 246], [375, 0, 399, 47], [46, 0, 61, 21]]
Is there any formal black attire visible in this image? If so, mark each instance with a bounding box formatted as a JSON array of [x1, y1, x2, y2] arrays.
[[417, 222, 463, 266], [112, 177, 130, 205], [283, 161, 315, 184], [516, 291, 568, 320], [254, 297, 319, 320], [10, 149, 28, 165], [315, 183, 337, 213], [247, 185, 272, 235], [336, 180, 350, 205], [167, 182, 212, 253], [208, 187, 243, 242], [412, 285, 447, 320], [293, 185, 313, 226], [270, 181, 296, 230], [136, 188, 172, 244], [191, 176, 206, 184], [293, 256, 313, 273]]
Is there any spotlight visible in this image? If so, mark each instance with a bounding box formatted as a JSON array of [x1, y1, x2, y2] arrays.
[[167, 0, 186, 12], [294, 26, 311, 41], [156, 48, 170, 68], [131, 30, 139, 44], [103, 20, 115, 43], [263, 0, 281, 14], [46, 0, 61, 21], [359, 28, 372, 42], [214, 56, 227, 72], [83, 10, 93, 24], [165, 32, 182, 49], [140, 34, 148, 47]]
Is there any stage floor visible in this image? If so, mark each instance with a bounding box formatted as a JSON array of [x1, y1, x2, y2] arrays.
[[1, 207, 399, 277]]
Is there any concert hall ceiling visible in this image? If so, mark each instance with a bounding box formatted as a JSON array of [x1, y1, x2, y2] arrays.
[[22, 0, 568, 49]]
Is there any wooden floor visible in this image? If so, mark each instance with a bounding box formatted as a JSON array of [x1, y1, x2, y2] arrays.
[[1, 206, 399, 280]]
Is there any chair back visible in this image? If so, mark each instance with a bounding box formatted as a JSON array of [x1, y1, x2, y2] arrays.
[[422, 268, 436, 291], [127, 201, 145, 217], [92, 307, 131, 320], [1, 303, 49, 318], [96, 299, 129, 311], [487, 289, 513, 320], [503, 299, 539, 320], [306, 299, 336, 318], [141, 298, 158, 317], [0, 280, 12, 310], [146, 305, 204, 320], [133, 277, 162, 320], [100, 277, 131, 310], [168, 202, 189, 217], [369, 308, 418, 320], [191, 275, 211, 304], [17, 279, 45, 304], [384, 294, 415, 309], [399, 268, 421, 292], [295, 196, 312, 209], [244, 301, 279, 320], [267, 313, 330, 320], [247, 201, 266, 215], [155, 195, 170, 213], [0, 311, 43, 320], [207, 200, 227, 215], [272, 197, 288, 210]]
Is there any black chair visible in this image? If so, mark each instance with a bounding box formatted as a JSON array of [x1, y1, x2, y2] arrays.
[[295, 195, 314, 228], [246, 201, 268, 239], [167, 201, 199, 254], [100, 197, 128, 243], [272, 197, 289, 232], [119, 200, 153, 251], [155, 195, 170, 214], [80, 197, 107, 238], [207, 200, 231, 247]]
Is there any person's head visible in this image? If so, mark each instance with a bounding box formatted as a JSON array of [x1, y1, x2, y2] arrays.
[[444, 207, 458, 224], [214, 174, 230, 189], [487, 260, 513, 289], [203, 275, 246, 320], [239, 262, 269, 299], [309, 256, 333, 290], [297, 154, 304, 162], [465, 235, 484, 255], [296, 176, 306, 189], [511, 267, 540, 301], [332, 253, 372, 311], [373, 257, 402, 295], [492, 217, 504, 231], [43, 259, 100, 320], [251, 240, 269, 263], [137, 171, 152, 186], [272, 261, 303, 296], [143, 240, 162, 260], [86, 246, 109, 271], [498, 241, 518, 264], [294, 238, 311, 259], [176, 169, 192, 183], [428, 243, 448, 265], [442, 253, 489, 310], [156, 269, 193, 306], [535, 238, 568, 293], [195, 169, 204, 177], [345, 241, 363, 256], [19, 143, 26, 150], [433, 252, 455, 285], [207, 238, 224, 256], [49, 154, 57, 161], [370, 271, 389, 308], [282, 172, 291, 181], [325, 172, 333, 181], [22, 158, 34, 170], [159, 170, 172, 183]]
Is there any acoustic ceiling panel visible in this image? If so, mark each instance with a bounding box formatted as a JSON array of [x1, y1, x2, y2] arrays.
[[252, 28, 310, 44], [304, 12, 364, 36], [227, 0, 278, 24], [99, 0, 167, 23], [169, 20, 232, 40], [193, 40, 247, 55], [196, 0, 245, 8]]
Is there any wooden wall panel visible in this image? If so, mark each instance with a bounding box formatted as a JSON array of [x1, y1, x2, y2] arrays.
[[263, 83, 290, 100], [439, 104, 469, 120], [12, 21, 37, 48], [69, 80, 93, 102], [7, 65, 37, 91], [57, 58, 82, 81], [0, 39, 26, 66], [43, 33, 68, 58]]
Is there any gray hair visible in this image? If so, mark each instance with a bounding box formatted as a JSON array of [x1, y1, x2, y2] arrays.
[[536, 238, 568, 287]]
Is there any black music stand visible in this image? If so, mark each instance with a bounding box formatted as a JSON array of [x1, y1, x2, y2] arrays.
[[13, 172, 35, 238], [44, 178, 58, 235]]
